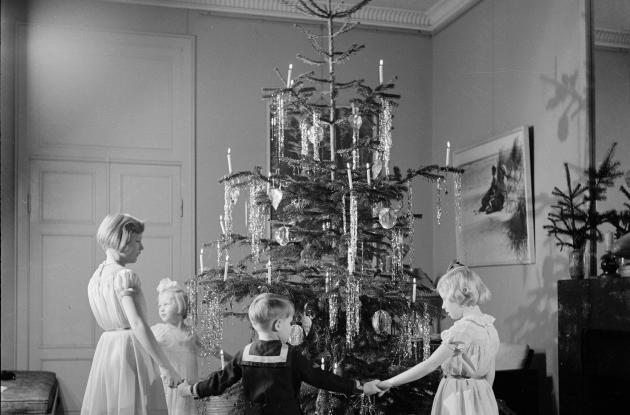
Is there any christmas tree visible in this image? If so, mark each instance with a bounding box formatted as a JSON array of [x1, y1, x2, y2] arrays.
[[189, 1, 463, 414]]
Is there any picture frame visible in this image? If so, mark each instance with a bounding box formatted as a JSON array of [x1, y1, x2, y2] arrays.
[[453, 126, 535, 267]]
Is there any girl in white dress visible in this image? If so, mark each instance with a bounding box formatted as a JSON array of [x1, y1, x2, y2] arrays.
[[81, 213, 181, 415], [377, 262, 500, 415], [151, 278, 200, 415]]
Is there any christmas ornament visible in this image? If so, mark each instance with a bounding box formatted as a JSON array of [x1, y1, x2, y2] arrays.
[[348, 192, 358, 275], [301, 315, 312, 336], [378, 207, 397, 229], [308, 112, 324, 161], [378, 98, 392, 176], [268, 187, 283, 210], [274, 226, 290, 246], [371, 156, 382, 179], [371, 309, 392, 335], [300, 119, 309, 157], [288, 324, 305, 346]]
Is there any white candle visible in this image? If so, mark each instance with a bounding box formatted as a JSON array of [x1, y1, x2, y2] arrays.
[[445, 141, 451, 166], [286, 64, 293, 88], [366, 163, 371, 186], [267, 259, 272, 284], [220, 349, 225, 369], [379, 59, 383, 84], [321, 357, 325, 371], [227, 147, 232, 174], [412, 277, 417, 303], [223, 253, 229, 281], [219, 215, 226, 235], [199, 247, 205, 273], [346, 163, 353, 190]]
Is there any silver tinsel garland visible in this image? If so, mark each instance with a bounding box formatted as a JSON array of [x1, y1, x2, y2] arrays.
[[436, 177, 443, 225], [345, 275, 361, 347], [308, 112, 323, 161], [348, 192, 358, 275], [350, 107, 362, 169], [300, 118, 309, 157], [248, 180, 266, 263], [378, 98, 392, 176], [454, 172, 463, 235]]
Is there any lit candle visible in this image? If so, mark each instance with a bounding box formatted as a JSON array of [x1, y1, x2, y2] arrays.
[[219, 215, 226, 235], [379, 59, 383, 84], [227, 147, 232, 174], [321, 357, 325, 371], [346, 163, 353, 190], [287, 64, 293, 88], [333, 362, 339, 375], [412, 277, 417, 303], [366, 163, 371, 186], [220, 349, 225, 370], [199, 247, 205, 273], [223, 252, 229, 281], [445, 141, 451, 166], [267, 259, 272, 284]]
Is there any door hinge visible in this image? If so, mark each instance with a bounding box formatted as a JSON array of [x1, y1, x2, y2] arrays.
[[180, 199, 184, 218]]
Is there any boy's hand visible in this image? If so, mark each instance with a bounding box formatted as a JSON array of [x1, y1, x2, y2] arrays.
[[177, 380, 193, 398], [362, 379, 383, 396]]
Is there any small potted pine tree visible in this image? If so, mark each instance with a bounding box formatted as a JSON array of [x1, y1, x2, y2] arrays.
[[544, 143, 622, 278]]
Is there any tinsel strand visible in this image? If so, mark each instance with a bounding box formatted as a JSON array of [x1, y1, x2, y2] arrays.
[[454, 173, 463, 234], [436, 177, 443, 225], [348, 192, 358, 275], [378, 98, 392, 176]]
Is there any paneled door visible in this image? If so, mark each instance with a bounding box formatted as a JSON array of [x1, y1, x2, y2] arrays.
[[27, 160, 189, 411]]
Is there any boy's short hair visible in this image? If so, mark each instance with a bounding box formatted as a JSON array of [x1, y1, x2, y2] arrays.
[[437, 261, 491, 306], [157, 278, 188, 319], [97, 213, 144, 253], [248, 293, 295, 331]]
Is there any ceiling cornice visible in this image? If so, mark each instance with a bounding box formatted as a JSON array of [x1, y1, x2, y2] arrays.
[[594, 28, 630, 50], [100, 0, 478, 33]]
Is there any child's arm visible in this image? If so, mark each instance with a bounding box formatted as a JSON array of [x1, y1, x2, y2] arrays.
[[378, 342, 455, 390], [121, 295, 181, 387], [294, 351, 367, 395], [180, 352, 243, 399]]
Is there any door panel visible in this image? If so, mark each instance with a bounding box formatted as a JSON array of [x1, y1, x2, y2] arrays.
[[110, 163, 183, 326]]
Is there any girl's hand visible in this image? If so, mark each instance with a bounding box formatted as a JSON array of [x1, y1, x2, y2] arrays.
[[376, 380, 393, 396], [162, 367, 182, 388], [362, 380, 383, 396]]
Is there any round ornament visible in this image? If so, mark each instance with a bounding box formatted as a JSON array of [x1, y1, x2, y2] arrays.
[[301, 315, 312, 336], [268, 188, 283, 210], [274, 226, 290, 246], [288, 324, 305, 346], [378, 208, 397, 229], [351, 114, 363, 131], [371, 309, 392, 335]]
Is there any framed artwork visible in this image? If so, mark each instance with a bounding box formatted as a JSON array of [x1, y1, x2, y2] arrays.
[[453, 126, 535, 267]]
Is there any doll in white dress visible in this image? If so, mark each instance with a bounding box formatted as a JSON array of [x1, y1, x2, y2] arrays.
[[151, 278, 200, 415]]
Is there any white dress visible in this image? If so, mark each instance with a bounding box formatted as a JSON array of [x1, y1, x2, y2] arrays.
[[151, 323, 200, 415], [431, 314, 500, 415], [81, 262, 168, 415]]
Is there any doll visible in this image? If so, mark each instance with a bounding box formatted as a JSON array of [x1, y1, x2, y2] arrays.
[[151, 278, 200, 415]]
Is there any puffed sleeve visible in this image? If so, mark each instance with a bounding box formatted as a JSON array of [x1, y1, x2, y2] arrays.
[[440, 322, 472, 350], [113, 268, 140, 299]]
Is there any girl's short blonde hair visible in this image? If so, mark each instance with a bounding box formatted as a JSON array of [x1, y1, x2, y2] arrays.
[[248, 293, 294, 331], [157, 278, 188, 319], [437, 262, 491, 306], [97, 213, 144, 253]]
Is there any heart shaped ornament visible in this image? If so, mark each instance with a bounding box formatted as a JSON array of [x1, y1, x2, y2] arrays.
[[372, 158, 383, 179], [378, 207, 397, 229], [268, 188, 283, 210]]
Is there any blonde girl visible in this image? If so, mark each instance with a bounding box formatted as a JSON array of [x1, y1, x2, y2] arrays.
[[377, 262, 500, 415], [81, 214, 180, 415]]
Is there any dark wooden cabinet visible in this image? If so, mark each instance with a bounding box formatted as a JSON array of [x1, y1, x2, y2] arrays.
[[558, 278, 630, 415]]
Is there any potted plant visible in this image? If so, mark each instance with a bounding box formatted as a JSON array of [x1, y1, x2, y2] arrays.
[[544, 143, 623, 278]]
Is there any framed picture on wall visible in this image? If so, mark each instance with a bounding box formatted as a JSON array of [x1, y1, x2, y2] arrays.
[[453, 126, 535, 267]]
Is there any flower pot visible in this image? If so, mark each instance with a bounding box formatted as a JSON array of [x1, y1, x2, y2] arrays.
[[569, 250, 585, 279]]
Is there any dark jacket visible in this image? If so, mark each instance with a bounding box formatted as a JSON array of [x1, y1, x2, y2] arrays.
[[193, 340, 360, 415]]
